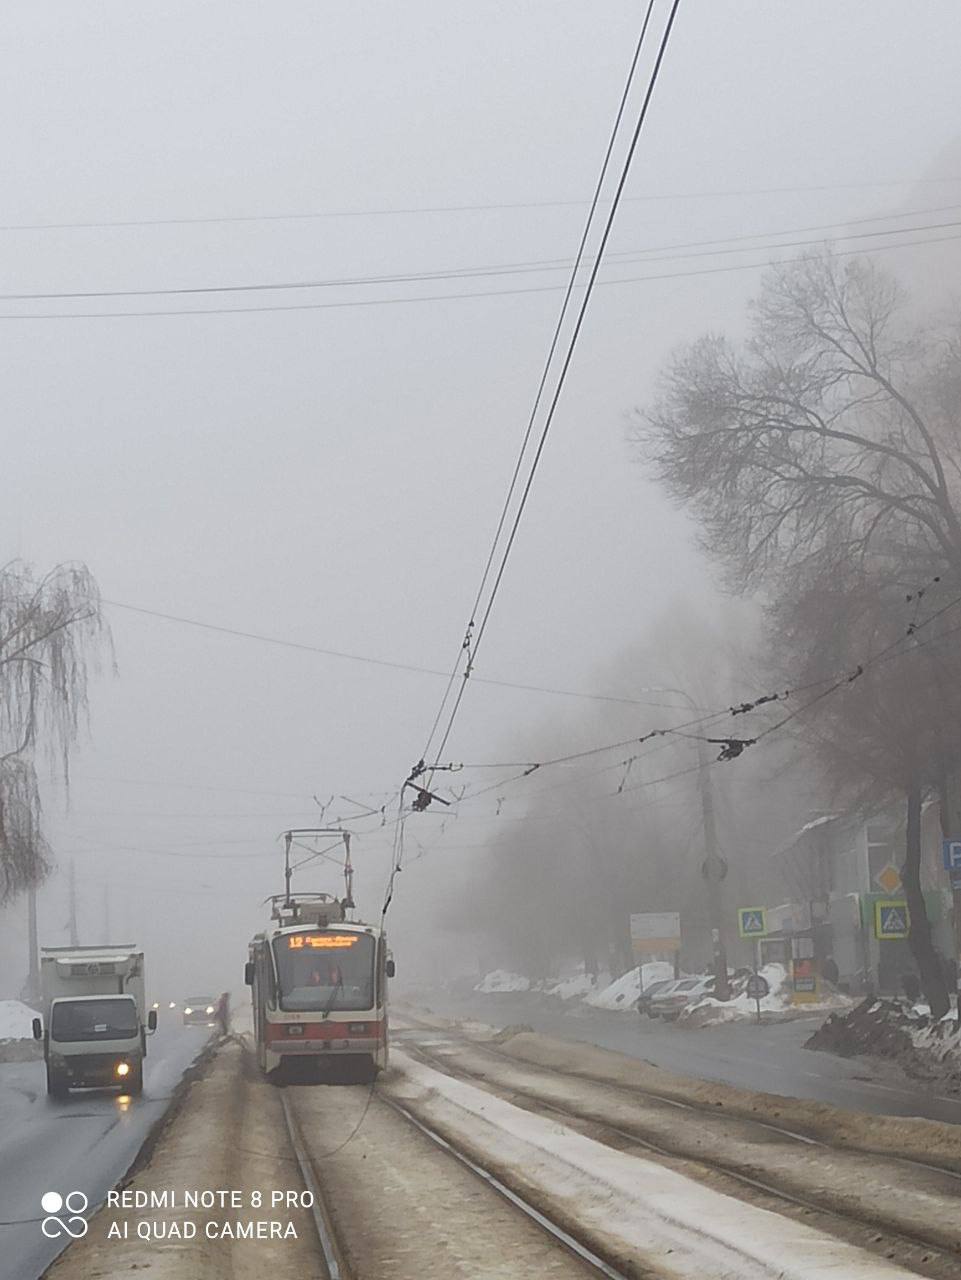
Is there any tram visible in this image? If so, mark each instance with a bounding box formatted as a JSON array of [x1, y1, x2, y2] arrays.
[[246, 891, 393, 1082]]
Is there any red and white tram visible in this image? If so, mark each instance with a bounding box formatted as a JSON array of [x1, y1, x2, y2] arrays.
[[245, 892, 392, 1082]]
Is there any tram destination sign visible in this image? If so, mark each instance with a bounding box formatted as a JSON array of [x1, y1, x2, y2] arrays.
[[630, 912, 681, 954]]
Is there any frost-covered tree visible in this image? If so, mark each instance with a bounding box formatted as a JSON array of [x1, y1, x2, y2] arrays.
[[0, 562, 110, 902]]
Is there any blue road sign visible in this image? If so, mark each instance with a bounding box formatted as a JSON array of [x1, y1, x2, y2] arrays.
[[942, 838, 961, 871], [737, 907, 767, 938], [875, 900, 910, 940]]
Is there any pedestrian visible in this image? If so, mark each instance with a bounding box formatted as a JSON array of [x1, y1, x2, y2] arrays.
[[215, 991, 230, 1037]]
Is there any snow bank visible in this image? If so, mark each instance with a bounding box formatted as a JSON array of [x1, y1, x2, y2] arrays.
[[474, 969, 530, 994], [543, 972, 597, 1001], [680, 964, 852, 1027], [390, 1050, 919, 1280], [0, 999, 39, 1040], [584, 962, 675, 1010], [808, 996, 961, 1084]]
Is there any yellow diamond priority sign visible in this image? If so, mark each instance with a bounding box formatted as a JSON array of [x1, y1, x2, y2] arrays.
[[875, 864, 902, 895]]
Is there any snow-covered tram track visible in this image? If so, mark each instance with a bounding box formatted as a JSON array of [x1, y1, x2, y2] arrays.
[[386, 1044, 954, 1280], [393, 1010, 961, 1184], [279, 1091, 351, 1280], [397, 1032, 961, 1278], [380, 1093, 631, 1280]]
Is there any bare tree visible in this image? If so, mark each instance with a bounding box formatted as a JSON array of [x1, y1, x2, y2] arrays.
[[0, 561, 111, 902], [772, 558, 961, 1014], [641, 252, 961, 591], [639, 250, 961, 1013]]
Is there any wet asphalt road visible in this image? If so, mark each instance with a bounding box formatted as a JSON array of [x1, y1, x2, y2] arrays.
[[0, 1022, 210, 1280], [400, 988, 961, 1126]]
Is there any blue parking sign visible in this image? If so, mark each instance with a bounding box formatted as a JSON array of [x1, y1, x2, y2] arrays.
[[942, 838, 961, 871]]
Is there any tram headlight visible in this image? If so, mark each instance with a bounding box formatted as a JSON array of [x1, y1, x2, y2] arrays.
[[205, 1005, 214, 1014], [184, 1007, 193, 1016], [115, 1061, 130, 1078]]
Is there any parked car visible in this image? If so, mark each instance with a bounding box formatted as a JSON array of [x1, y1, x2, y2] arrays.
[[650, 975, 721, 1020], [636, 978, 676, 1018]]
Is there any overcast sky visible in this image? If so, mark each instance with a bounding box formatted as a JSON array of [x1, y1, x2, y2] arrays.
[[2, 1, 960, 994]]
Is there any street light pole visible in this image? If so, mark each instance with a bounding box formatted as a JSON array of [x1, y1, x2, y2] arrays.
[[694, 731, 731, 1000], [640, 686, 731, 1001]]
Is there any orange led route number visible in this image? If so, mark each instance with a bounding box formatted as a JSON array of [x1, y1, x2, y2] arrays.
[[287, 934, 358, 949]]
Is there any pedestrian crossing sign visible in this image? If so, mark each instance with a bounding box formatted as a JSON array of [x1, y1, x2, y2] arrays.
[[737, 907, 767, 938], [875, 899, 910, 940]]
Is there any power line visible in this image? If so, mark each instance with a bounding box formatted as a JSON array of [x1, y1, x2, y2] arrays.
[[73, 770, 317, 800], [417, 0, 660, 771], [401, 583, 961, 828], [100, 596, 703, 710], [5, 226, 959, 321], [6, 210, 961, 303], [421, 0, 684, 783], [3, 175, 960, 234]]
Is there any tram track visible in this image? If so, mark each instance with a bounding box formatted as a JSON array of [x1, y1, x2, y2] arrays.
[[394, 1009, 961, 1181], [380, 1094, 632, 1280], [392, 1019, 961, 1280], [280, 1075, 615, 1279], [279, 1091, 351, 1280]]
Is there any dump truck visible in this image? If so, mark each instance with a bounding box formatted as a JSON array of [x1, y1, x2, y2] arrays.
[[32, 945, 157, 1096]]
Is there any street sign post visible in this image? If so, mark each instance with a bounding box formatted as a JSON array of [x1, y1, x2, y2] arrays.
[[745, 971, 769, 1024], [737, 907, 767, 939], [874, 864, 902, 895], [941, 840, 961, 891], [630, 913, 681, 998], [874, 899, 910, 940], [629, 912, 681, 953]]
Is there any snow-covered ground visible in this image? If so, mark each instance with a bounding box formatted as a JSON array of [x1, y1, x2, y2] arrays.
[[584, 961, 675, 1009], [471, 962, 854, 1024], [0, 999, 38, 1040], [389, 1049, 922, 1280], [910, 1012, 961, 1063], [474, 969, 530, 994], [474, 963, 678, 1009], [680, 963, 853, 1026]]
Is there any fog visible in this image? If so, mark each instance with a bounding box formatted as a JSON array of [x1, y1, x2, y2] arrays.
[[2, 1, 960, 1002]]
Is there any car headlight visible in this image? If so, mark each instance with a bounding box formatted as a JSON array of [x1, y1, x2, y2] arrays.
[[116, 1062, 130, 1078], [184, 1007, 193, 1015], [206, 1006, 214, 1014]]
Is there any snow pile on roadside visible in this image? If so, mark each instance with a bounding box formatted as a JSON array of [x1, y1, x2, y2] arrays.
[[680, 964, 852, 1027], [0, 999, 38, 1040], [911, 1012, 961, 1064], [543, 971, 597, 1001], [584, 961, 675, 1010], [807, 997, 961, 1086], [474, 969, 530, 994]]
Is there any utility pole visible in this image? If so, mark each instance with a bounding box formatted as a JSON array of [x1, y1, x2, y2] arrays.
[[68, 860, 79, 946], [640, 686, 731, 1001], [696, 733, 731, 1000], [25, 883, 40, 1004]]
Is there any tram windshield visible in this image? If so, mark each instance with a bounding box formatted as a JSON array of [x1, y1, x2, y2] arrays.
[[272, 931, 376, 1012]]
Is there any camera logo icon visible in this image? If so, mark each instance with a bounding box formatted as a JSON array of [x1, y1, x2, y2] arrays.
[[40, 1191, 89, 1239]]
